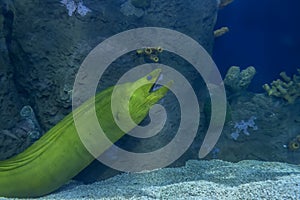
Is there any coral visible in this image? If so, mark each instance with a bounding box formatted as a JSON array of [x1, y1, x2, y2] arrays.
[[288, 135, 300, 151], [60, 0, 91, 17], [136, 46, 163, 63], [60, 0, 76, 16], [230, 116, 258, 140], [77, 1, 91, 16], [149, 54, 159, 62], [214, 26, 229, 37], [289, 140, 299, 151], [262, 69, 300, 104], [224, 66, 256, 93]]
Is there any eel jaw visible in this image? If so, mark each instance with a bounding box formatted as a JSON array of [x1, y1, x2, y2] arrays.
[[149, 73, 164, 93], [130, 68, 173, 104], [146, 70, 173, 102]]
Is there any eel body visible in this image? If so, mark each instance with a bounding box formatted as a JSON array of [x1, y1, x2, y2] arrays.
[[0, 69, 170, 198]]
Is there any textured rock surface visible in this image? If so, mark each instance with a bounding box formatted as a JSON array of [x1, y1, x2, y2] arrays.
[[0, 1, 23, 131], [0, 1, 33, 159], [210, 93, 300, 165], [0, 0, 219, 178], [8, 0, 218, 131]]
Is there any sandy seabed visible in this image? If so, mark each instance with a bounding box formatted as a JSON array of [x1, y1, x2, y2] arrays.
[[1, 159, 300, 199]]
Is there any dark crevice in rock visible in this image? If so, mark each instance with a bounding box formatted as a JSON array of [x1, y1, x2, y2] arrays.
[[0, 1, 34, 159], [2, 10, 13, 50]]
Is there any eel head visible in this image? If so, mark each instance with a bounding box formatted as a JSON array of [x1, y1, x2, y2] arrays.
[[111, 69, 172, 130]]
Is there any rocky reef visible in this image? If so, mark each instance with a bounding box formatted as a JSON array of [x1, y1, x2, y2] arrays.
[[209, 66, 300, 165], [0, 0, 299, 186], [0, 0, 219, 168], [0, 0, 218, 132], [0, 0, 23, 131]]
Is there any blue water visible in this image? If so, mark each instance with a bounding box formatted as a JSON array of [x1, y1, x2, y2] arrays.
[[213, 0, 300, 92]]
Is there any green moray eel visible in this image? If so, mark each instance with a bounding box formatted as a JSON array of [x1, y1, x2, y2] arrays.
[[0, 69, 171, 198]]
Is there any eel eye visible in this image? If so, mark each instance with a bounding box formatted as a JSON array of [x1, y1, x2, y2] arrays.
[[147, 75, 152, 80]]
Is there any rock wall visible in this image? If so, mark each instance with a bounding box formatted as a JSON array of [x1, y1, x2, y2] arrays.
[[1, 0, 298, 185], [7, 0, 218, 131], [0, 0, 23, 131], [0, 0, 219, 164]]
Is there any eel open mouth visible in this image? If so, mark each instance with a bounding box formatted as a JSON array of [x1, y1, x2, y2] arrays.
[[149, 73, 164, 93]]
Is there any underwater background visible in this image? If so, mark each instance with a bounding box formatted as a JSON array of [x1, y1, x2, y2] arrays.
[[214, 0, 300, 92], [0, 0, 299, 199]]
